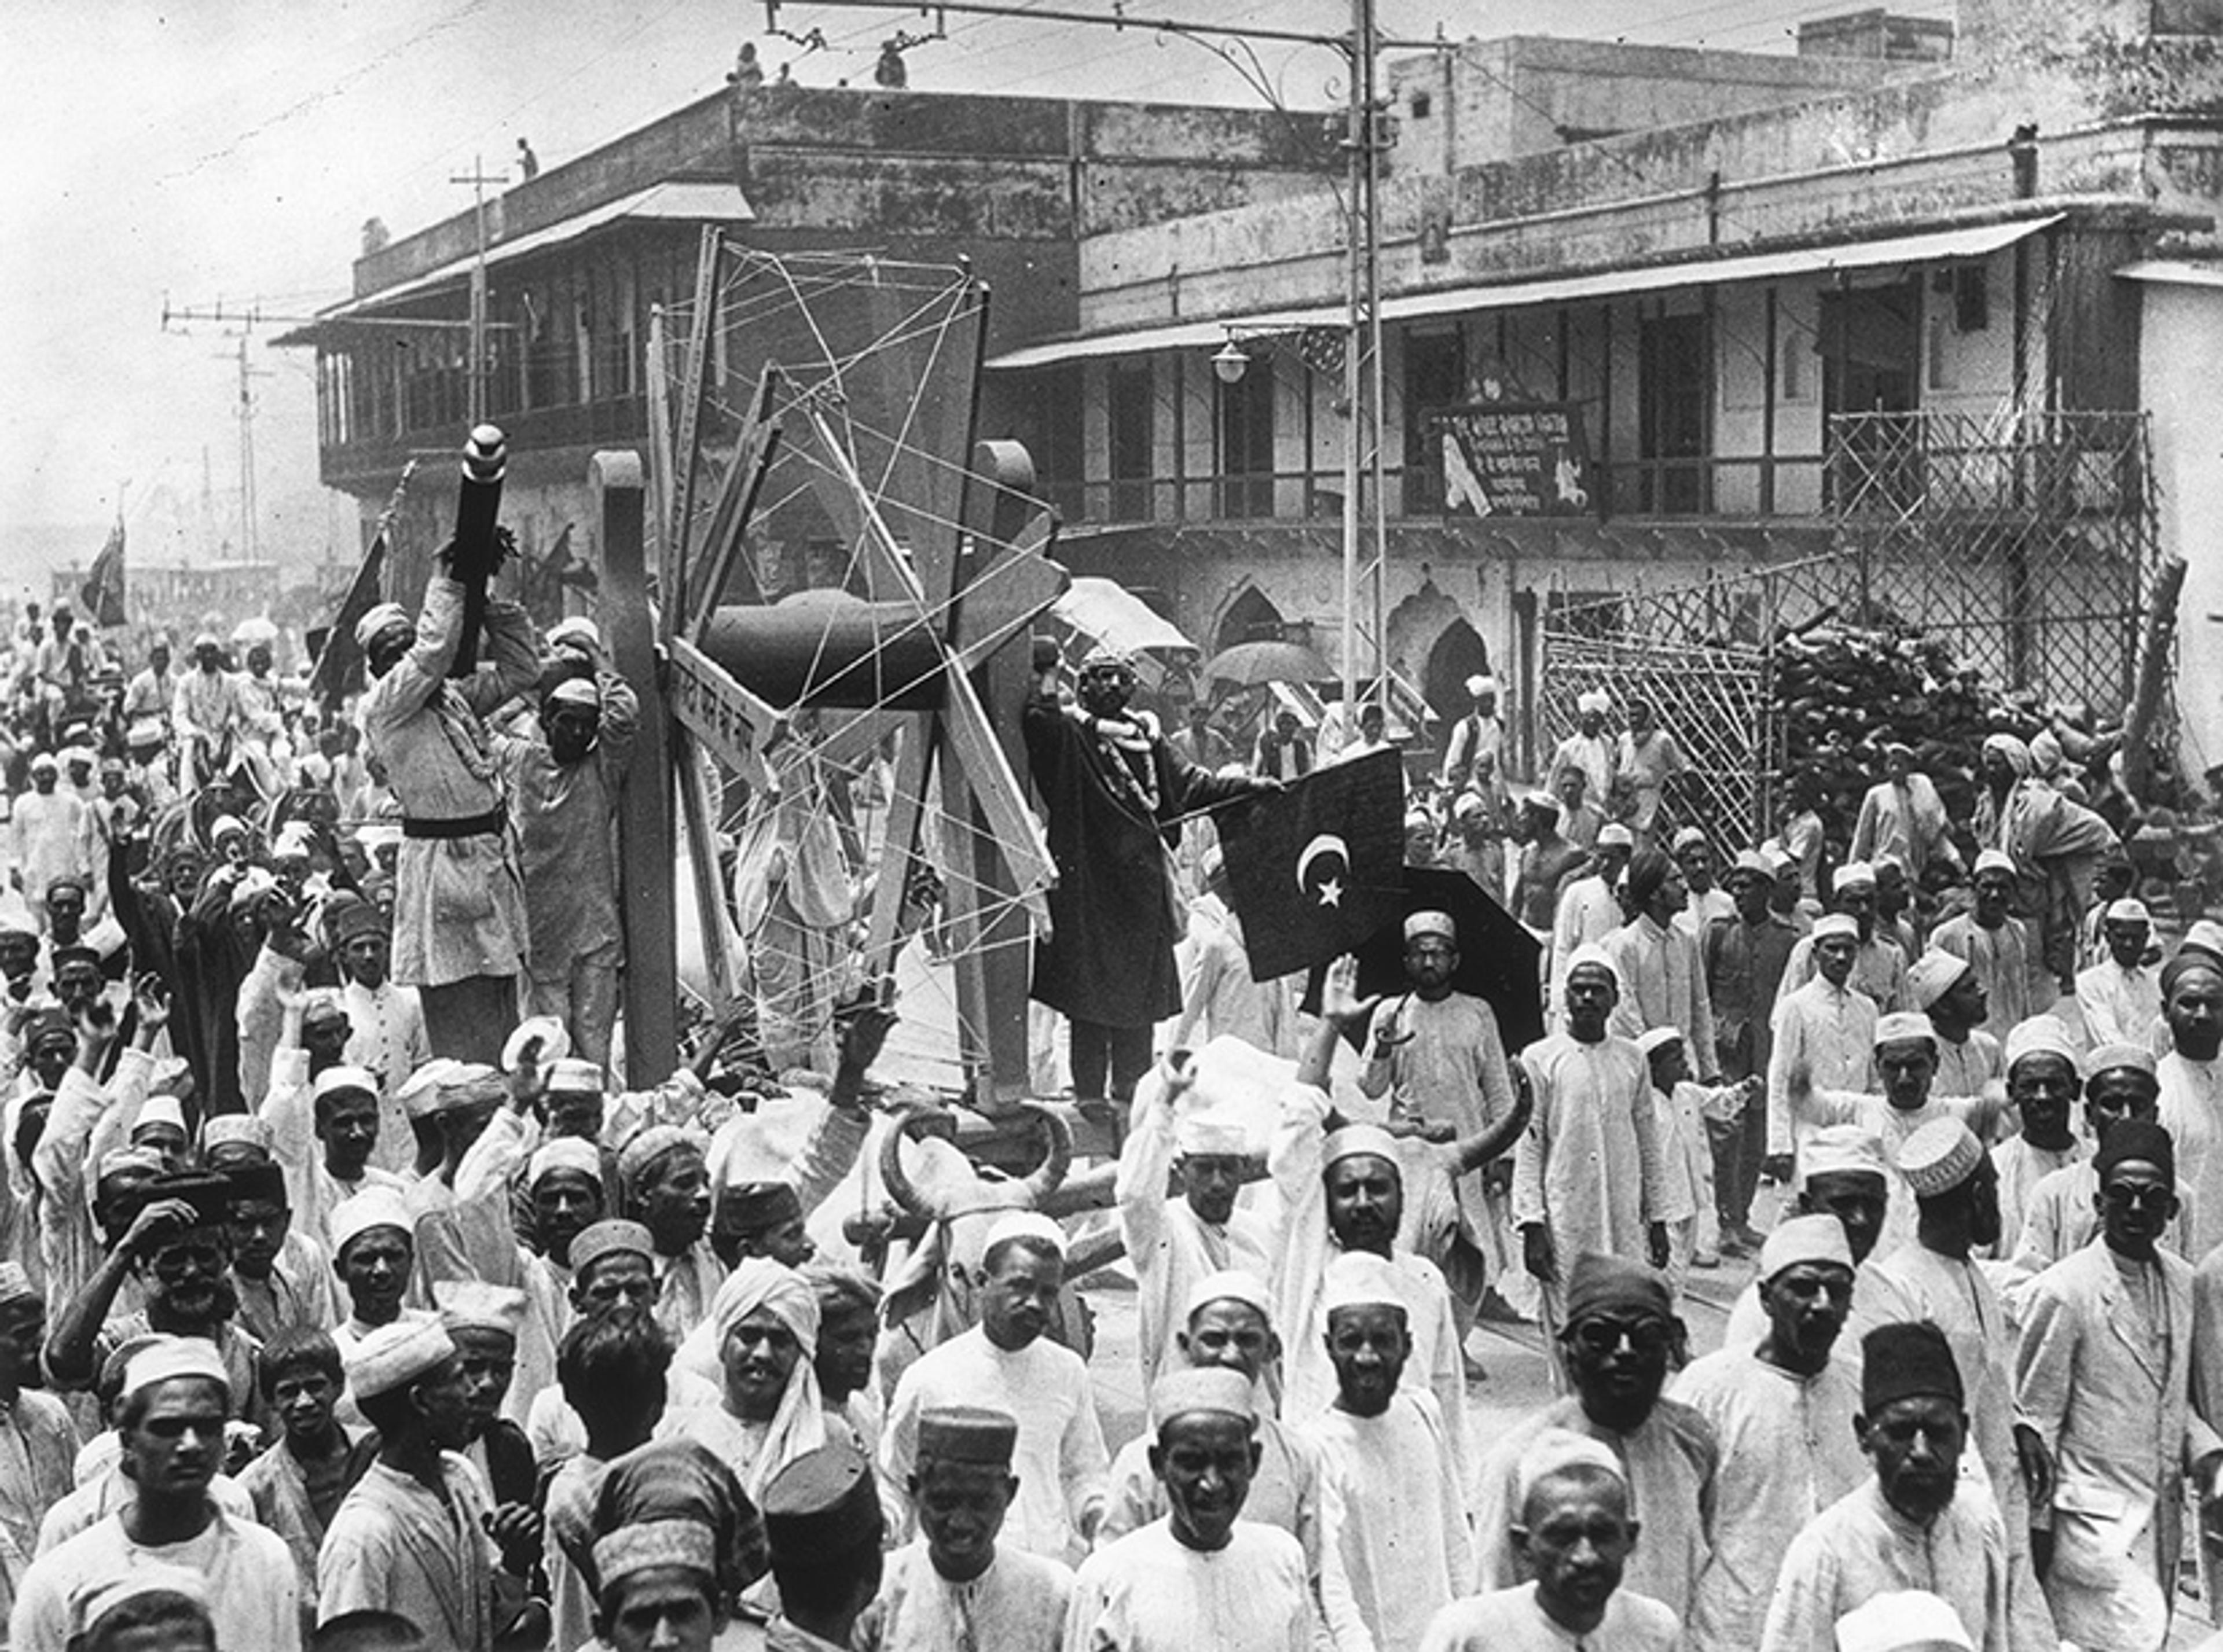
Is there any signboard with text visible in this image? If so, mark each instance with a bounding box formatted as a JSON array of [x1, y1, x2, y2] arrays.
[[1434, 401, 1594, 518]]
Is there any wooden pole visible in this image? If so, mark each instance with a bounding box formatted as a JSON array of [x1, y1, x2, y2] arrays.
[[597, 449, 680, 1081], [2123, 554, 2186, 804]]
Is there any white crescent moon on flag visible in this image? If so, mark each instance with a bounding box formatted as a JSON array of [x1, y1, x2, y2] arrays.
[[1295, 833, 1349, 891]]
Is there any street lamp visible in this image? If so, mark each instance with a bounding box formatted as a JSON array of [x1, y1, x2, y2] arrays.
[[1210, 340, 1250, 385]]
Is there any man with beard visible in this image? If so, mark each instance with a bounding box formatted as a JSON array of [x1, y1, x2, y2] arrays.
[[857, 1405, 1074, 1652], [318, 1319, 546, 1651], [1514, 948, 1670, 1348], [1934, 851, 2043, 1041], [354, 548, 541, 1066], [171, 634, 248, 796], [1671, 1216, 1866, 1652], [2075, 897, 2162, 1053], [45, 1174, 262, 1425], [2027, 1122, 2220, 1651], [10, 1338, 299, 1652], [881, 1216, 1107, 1562], [328, 900, 428, 1173], [1022, 641, 1274, 1122], [1984, 1019, 2083, 1260], [220, 1159, 337, 1342], [501, 660, 639, 1068], [2156, 952, 2223, 1259], [1472, 1253, 1716, 1625], [1704, 850, 1798, 1256], [616, 1127, 721, 1341], [1863, 1119, 2055, 1651], [1273, 962, 1484, 1481], [0, 1262, 73, 1617], [1067, 1367, 1309, 1652], [1300, 1251, 1472, 1652], [1356, 910, 1525, 1341], [1420, 1431, 1678, 1652], [1907, 949, 2004, 1105], [1761, 1321, 2009, 1652], [8, 757, 93, 933]]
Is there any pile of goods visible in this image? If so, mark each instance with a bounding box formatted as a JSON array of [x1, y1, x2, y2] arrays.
[[1770, 615, 2128, 853]]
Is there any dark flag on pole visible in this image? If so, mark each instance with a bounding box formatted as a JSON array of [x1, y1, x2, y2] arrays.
[[307, 534, 389, 711], [80, 518, 126, 628], [1212, 747, 1406, 982]]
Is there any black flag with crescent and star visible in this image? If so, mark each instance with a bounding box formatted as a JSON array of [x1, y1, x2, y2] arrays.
[[1213, 747, 1406, 982]]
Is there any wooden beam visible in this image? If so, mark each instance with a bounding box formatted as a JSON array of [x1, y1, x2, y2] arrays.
[[684, 365, 782, 641], [667, 633, 783, 787], [596, 449, 678, 1082], [665, 227, 725, 641]]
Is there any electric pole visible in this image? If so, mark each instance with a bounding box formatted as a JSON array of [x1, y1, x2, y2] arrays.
[[450, 155, 507, 425], [768, 1, 1415, 713]]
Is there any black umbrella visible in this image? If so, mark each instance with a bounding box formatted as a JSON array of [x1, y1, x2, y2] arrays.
[[1303, 864, 1546, 1051]]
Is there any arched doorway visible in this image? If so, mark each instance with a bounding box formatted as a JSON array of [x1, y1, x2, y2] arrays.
[[1424, 619, 1491, 732], [1215, 585, 1286, 654]]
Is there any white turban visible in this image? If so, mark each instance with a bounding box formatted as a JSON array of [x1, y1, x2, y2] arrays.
[[677, 1260, 826, 1500]]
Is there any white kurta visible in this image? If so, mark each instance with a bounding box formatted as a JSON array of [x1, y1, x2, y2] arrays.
[[1605, 915, 1717, 1069], [1096, 1409, 1366, 1652], [1270, 1085, 1472, 1485], [1776, 934, 1907, 1015], [1115, 1095, 1276, 1385], [1765, 978, 1879, 1161], [1671, 1346, 1866, 1652], [2160, 1053, 2223, 1261], [1763, 1482, 2008, 1652], [2077, 960, 2162, 1053], [1302, 1393, 1471, 1652], [1932, 1030, 2004, 1107], [880, 1326, 1108, 1564], [854, 1540, 1073, 1652], [1419, 1581, 1680, 1652], [13, 1508, 300, 1652], [1987, 1135, 2083, 1264], [1512, 1033, 1666, 1327], [1359, 990, 1519, 1249], [1933, 913, 2041, 1042], [340, 977, 431, 1175], [1470, 1398, 1718, 1627], [1066, 1519, 1310, 1652]]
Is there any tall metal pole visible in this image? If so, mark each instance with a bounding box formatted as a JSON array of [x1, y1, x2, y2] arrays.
[[1338, 3, 1367, 721], [450, 155, 498, 426], [1360, 0, 1390, 714], [236, 336, 258, 563]]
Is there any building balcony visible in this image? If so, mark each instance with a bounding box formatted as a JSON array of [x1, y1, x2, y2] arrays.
[[1048, 449, 1833, 531]]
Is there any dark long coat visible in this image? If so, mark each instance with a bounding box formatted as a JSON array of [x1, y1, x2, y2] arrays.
[[1022, 689, 1252, 1029]]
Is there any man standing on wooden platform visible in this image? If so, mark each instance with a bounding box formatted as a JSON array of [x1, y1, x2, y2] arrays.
[[355, 546, 541, 1068]]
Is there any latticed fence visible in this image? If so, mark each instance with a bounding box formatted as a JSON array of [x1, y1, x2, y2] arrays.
[[1829, 409, 2158, 715], [1538, 410, 2161, 848]]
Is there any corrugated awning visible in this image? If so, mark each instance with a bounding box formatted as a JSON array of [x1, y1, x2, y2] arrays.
[[2115, 258, 2223, 290], [294, 180, 754, 331], [988, 212, 2064, 370]]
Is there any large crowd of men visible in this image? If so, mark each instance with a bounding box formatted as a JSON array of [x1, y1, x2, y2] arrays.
[[0, 558, 2213, 1652]]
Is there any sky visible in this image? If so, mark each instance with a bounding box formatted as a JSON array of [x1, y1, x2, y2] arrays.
[[1, 0, 1952, 589]]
